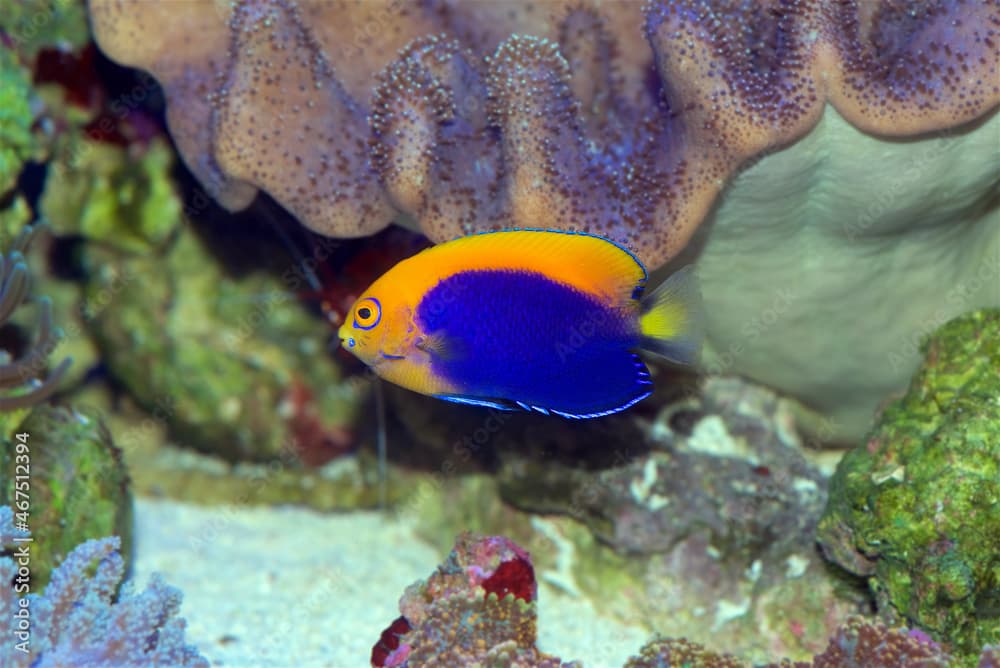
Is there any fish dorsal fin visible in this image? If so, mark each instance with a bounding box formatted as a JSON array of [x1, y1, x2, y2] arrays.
[[394, 229, 646, 306]]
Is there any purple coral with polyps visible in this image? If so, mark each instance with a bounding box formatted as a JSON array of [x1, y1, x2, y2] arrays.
[[0, 506, 207, 668]]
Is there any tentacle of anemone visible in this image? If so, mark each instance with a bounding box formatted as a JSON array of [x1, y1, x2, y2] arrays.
[[0, 227, 72, 412]]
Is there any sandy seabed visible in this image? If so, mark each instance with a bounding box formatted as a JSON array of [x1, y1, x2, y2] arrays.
[[132, 497, 647, 668]]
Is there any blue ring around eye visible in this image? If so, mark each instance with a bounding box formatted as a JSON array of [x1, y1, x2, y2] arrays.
[[353, 297, 381, 330]]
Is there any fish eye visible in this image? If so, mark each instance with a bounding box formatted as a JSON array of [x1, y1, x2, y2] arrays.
[[353, 297, 381, 330]]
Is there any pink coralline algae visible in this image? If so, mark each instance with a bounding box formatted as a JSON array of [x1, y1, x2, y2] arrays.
[[87, 0, 1000, 268], [371, 532, 575, 668]]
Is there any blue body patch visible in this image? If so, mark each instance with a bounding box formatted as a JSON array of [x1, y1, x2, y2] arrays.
[[417, 269, 650, 418]]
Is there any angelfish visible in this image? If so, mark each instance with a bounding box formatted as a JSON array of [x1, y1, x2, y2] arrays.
[[338, 229, 702, 418]]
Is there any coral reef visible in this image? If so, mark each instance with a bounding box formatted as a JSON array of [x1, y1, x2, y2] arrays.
[[0, 224, 71, 417], [818, 310, 1000, 656], [0, 404, 132, 588], [624, 617, 956, 667], [382, 375, 858, 662], [784, 617, 954, 668], [373, 531, 576, 667], [40, 136, 181, 253], [500, 376, 827, 558], [379, 532, 997, 666], [495, 377, 839, 656], [86, 0, 1000, 442], [0, 505, 207, 667], [624, 637, 747, 668]]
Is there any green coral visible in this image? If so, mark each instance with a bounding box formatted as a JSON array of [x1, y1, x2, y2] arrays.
[[0, 49, 37, 196], [0, 0, 89, 60], [818, 309, 1000, 657], [0, 405, 133, 588], [41, 137, 182, 253]]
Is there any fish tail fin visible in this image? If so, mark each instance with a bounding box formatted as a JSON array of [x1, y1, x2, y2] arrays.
[[637, 265, 703, 365]]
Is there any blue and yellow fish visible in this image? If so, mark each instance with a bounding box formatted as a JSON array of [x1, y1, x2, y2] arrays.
[[338, 229, 701, 418]]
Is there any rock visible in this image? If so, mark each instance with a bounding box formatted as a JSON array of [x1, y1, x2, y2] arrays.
[[0, 404, 132, 588], [818, 309, 1000, 657]]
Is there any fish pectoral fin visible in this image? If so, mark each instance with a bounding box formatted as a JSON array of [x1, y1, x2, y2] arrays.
[[433, 394, 520, 411], [415, 332, 459, 359]]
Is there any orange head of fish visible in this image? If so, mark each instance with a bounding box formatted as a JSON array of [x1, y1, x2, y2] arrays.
[[337, 273, 453, 395]]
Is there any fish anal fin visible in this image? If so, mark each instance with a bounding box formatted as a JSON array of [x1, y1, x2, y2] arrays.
[[434, 394, 519, 411]]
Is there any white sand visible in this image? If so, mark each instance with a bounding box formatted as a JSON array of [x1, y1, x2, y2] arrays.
[[131, 498, 647, 667]]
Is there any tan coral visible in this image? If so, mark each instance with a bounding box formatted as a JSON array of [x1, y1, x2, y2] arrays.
[[87, 0, 255, 211], [88, 0, 999, 268]]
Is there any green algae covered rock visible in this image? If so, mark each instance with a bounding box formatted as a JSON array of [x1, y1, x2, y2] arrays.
[[0, 0, 90, 60], [0, 48, 37, 196], [82, 225, 362, 463], [818, 309, 1000, 657], [41, 137, 182, 253], [0, 404, 133, 588]]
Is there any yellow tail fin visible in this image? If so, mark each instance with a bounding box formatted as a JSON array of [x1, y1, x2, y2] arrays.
[[638, 265, 703, 364]]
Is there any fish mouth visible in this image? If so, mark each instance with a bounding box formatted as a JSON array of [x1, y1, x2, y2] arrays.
[[336, 325, 353, 350]]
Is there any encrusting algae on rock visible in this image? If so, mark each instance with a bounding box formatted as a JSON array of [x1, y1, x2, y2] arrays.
[[818, 309, 1000, 661], [0, 404, 133, 589]]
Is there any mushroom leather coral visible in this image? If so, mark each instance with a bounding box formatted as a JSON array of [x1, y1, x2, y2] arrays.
[[87, 0, 999, 268]]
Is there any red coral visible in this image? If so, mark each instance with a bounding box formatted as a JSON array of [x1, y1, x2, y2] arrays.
[[371, 616, 412, 667], [481, 556, 536, 603], [34, 44, 102, 109], [373, 532, 571, 667]]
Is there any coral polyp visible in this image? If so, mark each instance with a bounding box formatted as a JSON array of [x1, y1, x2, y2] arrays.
[[0, 225, 70, 413]]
